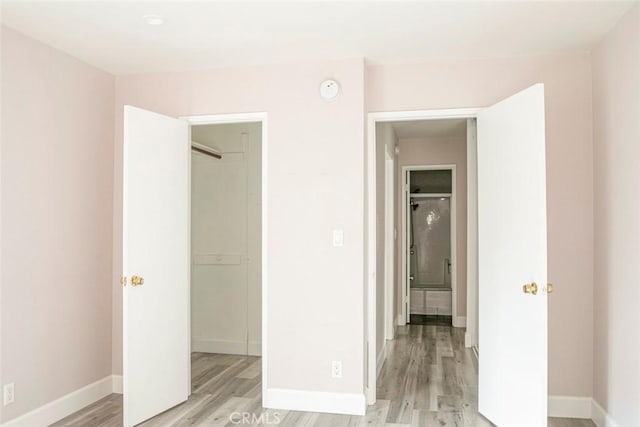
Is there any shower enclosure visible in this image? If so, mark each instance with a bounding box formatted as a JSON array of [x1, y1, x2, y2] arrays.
[[404, 168, 454, 322], [409, 196, 451, 288]]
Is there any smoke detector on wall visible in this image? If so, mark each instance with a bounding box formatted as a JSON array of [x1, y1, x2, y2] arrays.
[[319, 79, 340, 100]]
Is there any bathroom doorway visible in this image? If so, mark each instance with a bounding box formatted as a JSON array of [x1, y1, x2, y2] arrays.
[[403, 166, 456, 325]]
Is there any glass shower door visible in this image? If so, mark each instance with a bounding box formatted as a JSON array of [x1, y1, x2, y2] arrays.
[[410, 197, 451, 288]]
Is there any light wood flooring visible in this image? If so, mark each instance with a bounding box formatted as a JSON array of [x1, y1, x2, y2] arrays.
[[51, 325, 595, 426]]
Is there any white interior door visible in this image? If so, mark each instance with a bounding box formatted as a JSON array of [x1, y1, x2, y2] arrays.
[[477, 84, 548, 426], [404, 171, 411, 323], [123, 106, 190, 427]]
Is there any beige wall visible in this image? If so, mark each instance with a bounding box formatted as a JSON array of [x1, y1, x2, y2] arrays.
[[368, 53, 594, 397], [112, 60, 366, 396], [112, 53, 594, 399], [0, 27, 115, 422], [592, 4, 640, 426], [396, 137, 467, 318]]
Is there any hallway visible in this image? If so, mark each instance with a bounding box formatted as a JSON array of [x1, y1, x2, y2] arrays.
[[376, 324, 485, 424], [52, 325, 595, 426]]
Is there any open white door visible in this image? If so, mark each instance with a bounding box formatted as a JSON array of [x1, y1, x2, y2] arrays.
[[123, 106, 190, 427], [477, 84, 548, 426], [404, 170, 411, 323]]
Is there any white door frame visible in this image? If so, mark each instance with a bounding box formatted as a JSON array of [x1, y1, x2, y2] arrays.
[[402, 164, 457, 324], [182, 112, 268, 403], [384, 151, 395, 341], [366, 108, 479, 405]]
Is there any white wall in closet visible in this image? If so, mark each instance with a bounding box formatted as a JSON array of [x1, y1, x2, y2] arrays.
[[190, 122, 262, 355]]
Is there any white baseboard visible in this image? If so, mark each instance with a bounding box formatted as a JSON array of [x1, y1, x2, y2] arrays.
[[547, 396, 620, 426], [548, 395, 591, 418], [1, 375, 117, 427], [453, 316, 466, 328], [376, 343, 387, 378], [112, 375, 123, 394], [247, 341, 262, 356], [192, 339, 248, 355], [591, 399, 619, 427], [397, 314, 406, 326], [464, 331, 475, 348], [264, 388, 366, 416]]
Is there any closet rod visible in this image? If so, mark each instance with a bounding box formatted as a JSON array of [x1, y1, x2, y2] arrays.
[[191, 141, 222, 159]]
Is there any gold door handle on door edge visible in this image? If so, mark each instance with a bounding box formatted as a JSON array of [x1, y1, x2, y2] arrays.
[[131, 275, 144, 286], [523, 282, 538, 295], [546, 283, 554, 294]]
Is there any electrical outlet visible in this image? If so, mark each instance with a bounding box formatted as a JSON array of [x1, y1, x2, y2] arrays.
[[3, 383, 14, 405], [331, 361, 342, 379]]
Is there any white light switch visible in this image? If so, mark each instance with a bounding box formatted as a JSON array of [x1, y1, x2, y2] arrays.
[[332, 230, 344, 247]]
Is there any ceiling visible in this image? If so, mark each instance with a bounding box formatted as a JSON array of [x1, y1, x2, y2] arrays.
[[392, 119, 467, 139], [1, 1, 634, 75]]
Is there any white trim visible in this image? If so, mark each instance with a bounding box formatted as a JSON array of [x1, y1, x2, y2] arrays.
[[384, 151, 395, 341], [548, 396, 591, 419], [465, 118, 479, 349], [182, 112, 268, 407], [365, 113, 377, 405], [409, 193, 451, 198], [191, 340, 262, 356], [0, 376, 115, 427], [192, 339, 249, 355], [401, 169, 408, 323], [184, 112, 268, 125], [376, 342, 387, 378], [112, 375, 123, 394], [396, 314, 405, 326], [591, 399, 619, 427], [452, 316, 466, 328], [263, 389, 366, 416], [247, 341, 262, 356], [366, 108, 480, 408], [369, 108, 481, 122]]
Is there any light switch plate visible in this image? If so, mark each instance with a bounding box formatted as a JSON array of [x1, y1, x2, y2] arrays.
[[332, 230, 344, 247]]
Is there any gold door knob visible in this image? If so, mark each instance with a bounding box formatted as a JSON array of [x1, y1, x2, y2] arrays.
[[523, 282, 538, 295], [131, 275, 144, 286], [547, 283, 554, 294]]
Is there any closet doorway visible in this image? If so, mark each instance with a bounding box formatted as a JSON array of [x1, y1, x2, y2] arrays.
[[190, 122, 262, 357], [121, 108, 267, 426]]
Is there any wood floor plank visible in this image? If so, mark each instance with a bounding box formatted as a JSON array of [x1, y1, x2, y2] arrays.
[[49, 324, 596, 427]]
